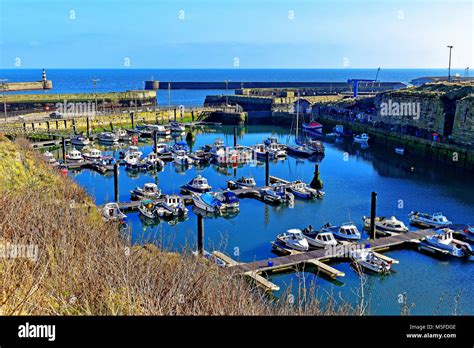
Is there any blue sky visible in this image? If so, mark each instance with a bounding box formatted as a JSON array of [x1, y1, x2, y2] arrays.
[[0, 0, 472, 68]]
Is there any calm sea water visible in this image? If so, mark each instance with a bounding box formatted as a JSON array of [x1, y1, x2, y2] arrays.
[[0, 68, 467, 106], [59, 125, 474, 315]]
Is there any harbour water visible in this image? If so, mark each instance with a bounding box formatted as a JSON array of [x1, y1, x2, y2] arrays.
[[62, 125, 474, 315]]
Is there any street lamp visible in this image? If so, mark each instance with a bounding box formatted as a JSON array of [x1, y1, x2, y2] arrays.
[[447, 45, 453, 82], [0, 79, 8, 121], [92, 78, 100, 113]]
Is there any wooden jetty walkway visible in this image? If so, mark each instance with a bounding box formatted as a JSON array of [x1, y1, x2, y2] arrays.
[[216, 229, 437, 291]]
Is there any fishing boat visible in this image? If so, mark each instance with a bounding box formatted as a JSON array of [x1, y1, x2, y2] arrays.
[[353, 133, 370, 144], [124, 153, 148, 171], [172, 141, 190, 154], [71, 134, 90, 147], [351, 249, 392, 274], [161, 194, 188, 217], [66, 149, 83, 162], [423, 228, 473, 258], [170, 121, 185, 133], [144, 152, 164, 168], [260, 184, 294, 205], [181, 175, 212, 193], [101, 203, 127, 223], [82, 148, 102, 162], [97, 132, 119, 144], [266, 143, 287, 159], [286, 144, 314, 158], [272, 229, 309, 252], [116, 129, 131, 143], [173, 149, 194, 165], [301, 225, 337, 248], [302, 120, 323, 133], [213, 190, 240, 211], [408, 211, 452, 228], [91, 156, 116, 174], [320, 222, 361, 241], [191, 192, 222, 213], [138, 199, 171, 219], [395, 147, 405, 155], [307, 139, 325, 154], [289, 181, 323, 199], [130, 183, 161, 200], [43, 151, 58, 166], [227, 176, 256, 190], [362, 216, 409, 234]]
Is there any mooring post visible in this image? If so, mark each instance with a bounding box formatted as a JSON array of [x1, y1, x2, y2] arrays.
[[265, 151, 270, 186], [370, 191, 377, 240], [46, 121, 50, 133], [31, 123, 35, 131], [130, 112, 135, 129], [191, 110, 194, 122], [72, 119, 77, 134], [234, 126, 237, 147], [61, 137, 66, 162], [63, 119, 67, 129], [109, 121, 114, 131], [114, 163, 119, 203], [23, 122, 26, 132], [86, 117, 90, 138], [55, 120, 59, 130], [174, 108, 177, 121], [310, 164, 323, 190], [197, 213, 204, 256], [153, 130, 158, 154]]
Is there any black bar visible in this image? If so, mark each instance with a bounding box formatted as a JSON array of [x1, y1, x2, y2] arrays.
[[174, 108, 177, 121], [233, 126, 237, 147], [86, 117, 90, 138], [130, 112, 135, 129], [61, 137, 66, 162], [370, 191, 377, 240], [114, 163, 119, 203], [46, 121, 50, 133], [265, 151, 270, 186], [153, 130, 158, 154], [197, 213, 204, 256]]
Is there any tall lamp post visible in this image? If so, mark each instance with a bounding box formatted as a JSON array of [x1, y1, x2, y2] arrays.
[[447, 45, 453, 82], [0, 79, 7, 121]]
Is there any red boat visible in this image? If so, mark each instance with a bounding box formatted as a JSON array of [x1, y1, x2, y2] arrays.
[[302, 120, 323, 133]]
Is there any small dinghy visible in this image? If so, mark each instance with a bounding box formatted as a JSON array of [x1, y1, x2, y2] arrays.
[[82, 148, 102, 162], [101, 203, 127, 223], [173, 149, 194, 165], [351, 249, 392, 274], [181, 175, 212, 193], [272, 229, 309, 252], [191, 192, 223, 213], [423, 228, 473, 258], [213, 190, 240, 211], [289, 181, 323, 199], [227, 176, 256, 190], [408, 211, 452, 228], [362, 216, 409, 235], [321, 222, 361, 241], [353, 133, 370, 144], [301, 225, 337, 248], [71, 134, 90, 147], [161, 194, 188, 217], [66, 149, 83, 162], [138, 200, 172, 219], [130, 183, 161, 201], [97, 132, 119, 145]]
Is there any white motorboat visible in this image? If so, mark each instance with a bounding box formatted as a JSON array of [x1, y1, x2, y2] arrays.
[[97, 132, 119, 144], [130, 183, 161, 200], [115, 129, 131, 142], [191, 192, 223, 213], [273, 229, 309, 252], [351, 249, 392, 274], [181, 175, 212, 193], [71, 134, 90, 147], [424, 228, 473, 258], [43, 151, 59, 166], [124, 153, 148, 171], [266, 143, 287, 159], [66, 149, 83, 162], [138, 199, 172, 219], [301, 225, 337, 248], [363, 216, 409, 235], [123, 146, 143, 159], [321, 222, 361, 241], [213, 190, 240, 211], [173, 149, 194, 165], [162, 194, 188, 217], [145, 152, 164, 168], [408, 211, 452, 228], [101, 202, 127, 223], [289, 181, 323, 199], [214, 147, 247, 165], [82, 148, 102, 162], [260, 184, 294, 205], [228, 176, 256, 190], [147, 124, 171, 136], [154, 143, 172, 155], [353, 133, 370, 144]]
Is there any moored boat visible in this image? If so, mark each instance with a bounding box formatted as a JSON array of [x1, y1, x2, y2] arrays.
[[362, 216, 409, 235], [101, 202, 127, 223], [286, 144, 314, 158], [161, 194, 188, 217], [351, 249, 392, 274], [66, 149, 83, 162], [91, 156, 116, 173], [145, 152, 164, 168], [301, 225, 337, 248], [302, 120, 323, 133], [43, 151, 59, 166], [423, 228, 473, 258], [116, 129, 132, 143], [124, 153, 148, 171], [272, 229, 309, 252], [173, 149, 194, 165], [172, 141, 190, 154], [320, 222, 361, 241], [227, 176, 256, 190], [97, 132, 119, 144], [353, 133, 370, 144], [307, 139, 325, 154], [181, 175, 212, 193], [71, 134, 90, 147], [138, 199, 172, 219], [266, 143, 287, 159], [130, 183, 161, 200], [408, 211, 452, 228], [191, 192, 222, 213], [213, 190, 240, 211], [170, 121, 185, 133], [82, 148, 102, 162], [289, 181, 323, 199]]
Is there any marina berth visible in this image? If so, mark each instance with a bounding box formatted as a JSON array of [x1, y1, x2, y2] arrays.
[[409, 211, 452, 228]]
